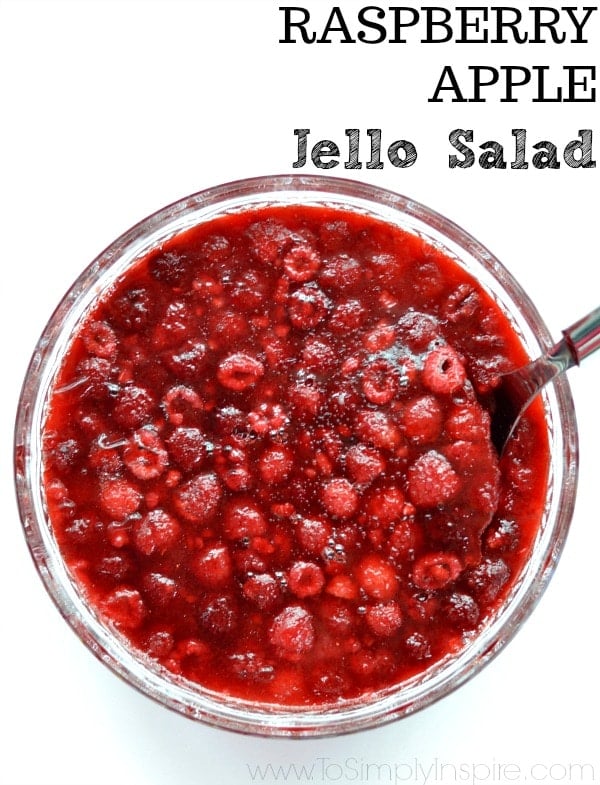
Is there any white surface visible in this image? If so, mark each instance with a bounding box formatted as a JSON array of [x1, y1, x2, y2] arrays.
[[1, 2, 599, 784]]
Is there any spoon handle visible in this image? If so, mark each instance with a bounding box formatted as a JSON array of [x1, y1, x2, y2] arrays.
[[562, 305, 600, 364]]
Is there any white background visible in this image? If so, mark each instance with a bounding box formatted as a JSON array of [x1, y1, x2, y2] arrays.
[[1, 2, 599, 784]]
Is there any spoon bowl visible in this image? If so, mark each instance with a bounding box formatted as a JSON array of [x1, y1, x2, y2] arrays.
[[491, 306, 600, 454]]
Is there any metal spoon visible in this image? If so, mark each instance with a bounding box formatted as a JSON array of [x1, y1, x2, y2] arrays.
[[490, 305, 600, 455]]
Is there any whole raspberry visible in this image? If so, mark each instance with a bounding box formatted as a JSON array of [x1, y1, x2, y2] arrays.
[[172, 472, 222, 524], [422, 345, 467, 395], [321, 478, 359, 519], [133, 509, 180, 556], [407, 450, 461, 507], [355, 554, 398, 601], [269, 605, 315, 662]]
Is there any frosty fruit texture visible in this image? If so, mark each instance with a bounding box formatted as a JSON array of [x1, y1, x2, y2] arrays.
[[42, 205, 549, 705]]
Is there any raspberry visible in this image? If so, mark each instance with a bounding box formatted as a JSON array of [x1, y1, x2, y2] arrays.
[[387, 518, 421, 557], [361, 358, 398, 405], [403, 632, 432, 661], [295, 517, 332, 556], [402, 395, 443, 444], [161, 385, 203, 425], [363, 324, 397, 352], [95, 553, 133, 581], [151, 300, 193, 349], [325, 574, 358, 600], [365, 486, 406, 525], [464, 558, 510, 603], [172, 472, 222, 524], [345, 443, 386, 484], [99, 478, 142, 520], [288, 380, 322, 420], [442, 283, 480, 323], [242, 573, 282, 610], [446, 404, 490, 442], [193, 543, 233, 587], [247, 218, 294, 264], [75, 357, 114, 398], [354, 409, 402, 451], [165, 340, 209, 382], [228, 651, 275, 683], [166, 427, 209, 473], [222, 498, 267, 540], [217, 352, 264, 391], [269, 605, 315, 662], [113, 385, 155, 429], [412, 551, 463, 591], [100, 587, 146, 630], [287, 283, 330, 330], [287, 561, 325, 598], [396, 311, 440, 352], [123, 427, 169, 480], [82, 320, 118, 359], [484, 517, 520, 553], [422, 345, 467, 395], [146, 630, 175, 658], [133, 509, 180, 556], [210, 310, 249, 344], [283, 245, 321, 281], [355, 554, 398, 601], [110, 286, 152, 331], [259, 445, 294, 485], [230, 269, 269, 312], [301, 337, 336, 371], [89, 436, 124, 475], [45, 434, 82, 475], [407, 450, 461, 507], [319, 253, 362, 291], [142, 572, 178, 606], [365, 601, 403, 637], [444, 592, 480, 630], [149, 250, 190, 285], [329, 299, 366, 332], [247, 402, 289, 435], [321, 478, 359, 519], [198, 593, 238, 638]]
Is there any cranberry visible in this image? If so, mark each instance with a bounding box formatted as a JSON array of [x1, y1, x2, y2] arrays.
[[269, 605, 315, 662]]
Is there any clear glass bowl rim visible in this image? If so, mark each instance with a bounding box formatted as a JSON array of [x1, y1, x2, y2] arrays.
[[14, 174, 579, 737]]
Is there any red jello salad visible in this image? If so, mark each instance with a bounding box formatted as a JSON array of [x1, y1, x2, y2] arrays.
[[42, 205, 549, 706]]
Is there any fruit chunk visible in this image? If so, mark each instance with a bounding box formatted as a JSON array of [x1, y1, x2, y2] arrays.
[[269, 605, 316, 662]]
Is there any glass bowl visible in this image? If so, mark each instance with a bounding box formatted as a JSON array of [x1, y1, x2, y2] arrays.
[[14, 175, 578, 736]]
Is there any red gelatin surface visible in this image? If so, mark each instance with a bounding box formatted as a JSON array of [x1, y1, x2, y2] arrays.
[[42, 205, 550, 706]]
